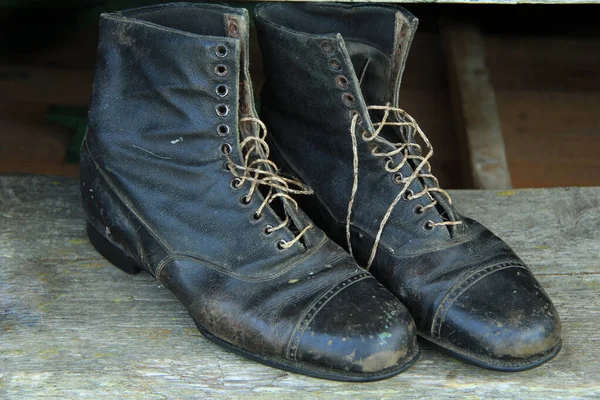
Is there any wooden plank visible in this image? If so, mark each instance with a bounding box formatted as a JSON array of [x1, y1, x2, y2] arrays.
[[0, 66, 93, 107], [0, 162, 79, 176], [0, 108, 70, 164], [1, 175, 599, 398], [496, 91, 600, 188], [441, 20, 512, 190], [484, 33, 600, 188], [486, 36, 600, 93]]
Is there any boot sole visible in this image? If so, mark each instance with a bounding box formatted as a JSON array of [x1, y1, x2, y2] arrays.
[[418, 332, 562, 372], [86, 222, 419, 382]]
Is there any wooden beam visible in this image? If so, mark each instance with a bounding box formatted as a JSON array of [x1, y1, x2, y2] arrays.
[[441, 20, 512, 189], [0, 65, 93, 106]]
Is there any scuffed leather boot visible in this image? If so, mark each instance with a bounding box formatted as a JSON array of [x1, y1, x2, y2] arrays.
[[255, 3, 561, 371], [80, 3, 419, 381]]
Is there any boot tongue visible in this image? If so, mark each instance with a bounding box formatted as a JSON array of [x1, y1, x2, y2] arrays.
[[345, 41, 392, 106]]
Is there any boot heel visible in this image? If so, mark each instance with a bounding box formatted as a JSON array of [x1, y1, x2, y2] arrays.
[[86, 223, 142, 274]]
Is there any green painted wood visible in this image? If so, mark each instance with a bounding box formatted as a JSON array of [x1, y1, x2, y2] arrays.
[[1, 176, 599, 399]]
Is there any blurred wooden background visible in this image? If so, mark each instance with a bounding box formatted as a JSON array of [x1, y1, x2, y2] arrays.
[[1, 2, 599, 189]]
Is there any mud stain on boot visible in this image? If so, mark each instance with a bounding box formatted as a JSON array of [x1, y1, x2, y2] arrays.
[[357, 348, 408, 373]]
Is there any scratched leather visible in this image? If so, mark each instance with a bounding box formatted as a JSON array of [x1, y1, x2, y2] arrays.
[[255, 2, 561, 368], [80, 2, 418, 377]]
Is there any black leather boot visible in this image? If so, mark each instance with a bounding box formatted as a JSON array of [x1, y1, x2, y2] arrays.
[[255, 2, 561, 371], [81, 3, 419, 381]]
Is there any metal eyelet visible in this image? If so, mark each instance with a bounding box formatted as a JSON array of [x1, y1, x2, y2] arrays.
[[321, 40, 334, 54], [414, 205, 425, 215], [349, 110, 362, 123], [402, 189, 414, 201], [329, 58, 342, 71], [240, 195, 251, 205], [424, 220, 435, 231], [276, 239, 288, 250], [217, 124, 230, 136], [216, 84, 229, 97], [263, 225, 274, 235], [216, 45, 227, 58], [252, 212, 263, 221], [342, 93, 356, 107], [215, 64, 228, 76], [216, 104, 229, 117], [336, 75, 349, 88], [220, 143, 232, 154], [385, 158, 395, 170], [230, 177, 242, 189], [392, 172, 404, 184]]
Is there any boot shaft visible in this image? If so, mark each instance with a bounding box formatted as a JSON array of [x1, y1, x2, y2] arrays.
[[88, 3, 249, 165], [255, 3, 458, 256], [255, 3, 418, 128], [83, 3, 318, 273]]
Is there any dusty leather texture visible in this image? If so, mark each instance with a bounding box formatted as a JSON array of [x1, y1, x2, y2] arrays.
[[80, 2, 418, 379], [255, 2, 561, 369]]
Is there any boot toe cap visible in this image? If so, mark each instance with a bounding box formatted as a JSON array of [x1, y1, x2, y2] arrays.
[[436, 265, 562, 369], [294, 275, 418, 376]]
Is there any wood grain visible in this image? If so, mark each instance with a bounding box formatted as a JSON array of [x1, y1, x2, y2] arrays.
[[486, 36, 600, 93], [1, 179, 599, 397], [496, 91, 600, 189], [441, 20, 512, 190]]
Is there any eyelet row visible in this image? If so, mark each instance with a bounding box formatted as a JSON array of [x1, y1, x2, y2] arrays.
[[214, 45, 231, 137], [396, 178, 434, 230], [317, 41, 435, 235], [221, 139, 289, 248], [320, 40, 357, 117]]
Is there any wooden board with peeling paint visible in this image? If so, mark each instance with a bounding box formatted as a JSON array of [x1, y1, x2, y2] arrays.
[[1, 176, 599, 399]]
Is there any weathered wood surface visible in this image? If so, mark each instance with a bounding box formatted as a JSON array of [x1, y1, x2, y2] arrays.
[[441, 20, 512, 190], [1, 175, 599, 399]]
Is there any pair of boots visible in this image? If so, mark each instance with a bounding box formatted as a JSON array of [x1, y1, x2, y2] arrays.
[[82, 2, 561, 381]]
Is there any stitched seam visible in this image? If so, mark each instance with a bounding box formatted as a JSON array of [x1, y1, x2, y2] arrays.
[[431, 263, 528, 338], [155, 235, 335, 283], [84, 139, 174, 254], [286, 273, 371, 361], [336, 221, 478, 259]]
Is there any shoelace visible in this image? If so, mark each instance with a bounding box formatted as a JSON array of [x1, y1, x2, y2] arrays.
[[223, 117, 313, 249], [347, 104, 462, 269]]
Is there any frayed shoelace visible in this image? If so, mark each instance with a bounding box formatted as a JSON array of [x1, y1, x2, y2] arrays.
[[347, 104, 462, 269], [223, 117, 313, 249]]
